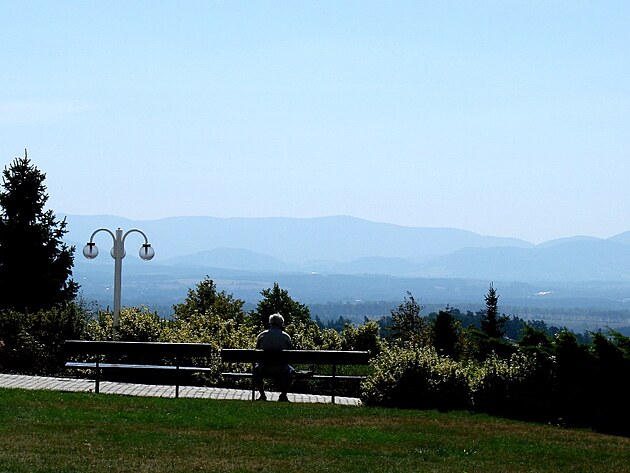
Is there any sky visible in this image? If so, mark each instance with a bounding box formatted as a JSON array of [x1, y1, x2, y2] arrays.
[[1, 1, 629, 244]]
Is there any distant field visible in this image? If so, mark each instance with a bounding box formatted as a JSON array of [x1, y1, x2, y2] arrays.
[[1, 388, 628, 473]]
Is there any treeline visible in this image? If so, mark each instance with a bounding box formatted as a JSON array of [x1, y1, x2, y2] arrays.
[[1, 278, 629, 435], [312, 301, 630, 338], [317, 305, 585, 343]]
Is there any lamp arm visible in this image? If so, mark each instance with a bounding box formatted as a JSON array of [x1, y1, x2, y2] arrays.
[[121, 228, 150, 246], [87, 228, 117, 244]]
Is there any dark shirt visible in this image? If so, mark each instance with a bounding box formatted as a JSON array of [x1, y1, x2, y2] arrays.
[[256, 327, 293, 374]]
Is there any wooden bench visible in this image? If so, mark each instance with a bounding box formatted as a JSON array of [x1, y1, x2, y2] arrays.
[[64, 340, 215, 398], [220, 349, 370, 404]]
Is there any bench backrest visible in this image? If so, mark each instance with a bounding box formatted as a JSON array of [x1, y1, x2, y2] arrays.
[[221, 349, 370, 365], [64, 340, 215, 358], [65, 342, 371, 365]]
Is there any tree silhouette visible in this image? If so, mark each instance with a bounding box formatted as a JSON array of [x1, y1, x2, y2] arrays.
[[172, 276, 246, 323], [480, 282, 507, 339], [389, 291, 426, 345], [251, 282, 311, 328], [0, 152, 78, 312], [431, 307, 461, 358]]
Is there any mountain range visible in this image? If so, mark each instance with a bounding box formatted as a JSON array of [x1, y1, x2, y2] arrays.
[[61, 214, 630, 330], [63, 214, 630, 282]]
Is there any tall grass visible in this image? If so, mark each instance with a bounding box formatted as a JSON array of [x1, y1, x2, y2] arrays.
[[1, 388, 628, 473]]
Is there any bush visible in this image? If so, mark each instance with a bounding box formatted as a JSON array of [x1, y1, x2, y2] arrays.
[[361, 345, 469, 410], [86, 307, 167, 342], [462, 328, 516, 361], [341, 320, 383, 355], [468, 351, 554, 421], [587, 332, 630, 433], [0, 303, 89, 374], [168, 309, 257, 384]]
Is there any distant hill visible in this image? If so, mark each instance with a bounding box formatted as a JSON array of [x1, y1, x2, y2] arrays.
[[420, 240, 630, 282], [61, 214, 532, 262], [64, 214, 630, 330], [166, 247, 292, 272], [62, 213, 630, 283], [608, 231, 630, 245]]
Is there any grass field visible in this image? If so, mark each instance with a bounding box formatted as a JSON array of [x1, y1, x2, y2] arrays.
[[1, 388, 628, 473]]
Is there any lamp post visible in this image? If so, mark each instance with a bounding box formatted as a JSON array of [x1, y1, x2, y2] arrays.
[[83, 227, 155, 333]]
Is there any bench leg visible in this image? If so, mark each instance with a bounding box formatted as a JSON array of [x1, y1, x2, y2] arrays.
[[176, 364, 180, 398], [95, 360, 100, 394], [331, 364, 336, 405]]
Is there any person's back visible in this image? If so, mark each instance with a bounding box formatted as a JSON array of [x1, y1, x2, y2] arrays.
[[254, 313, 294, 401], [256, 326, 292, 351], [256, 316, 293, 374]]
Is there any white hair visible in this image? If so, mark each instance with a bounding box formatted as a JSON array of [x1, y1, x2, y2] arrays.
[[269, 313, 284, 327]]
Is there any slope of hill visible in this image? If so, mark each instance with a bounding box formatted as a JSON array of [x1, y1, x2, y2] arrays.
[[61, 214, 533, 262], [166, 247, 292, 272], [420, 240, 630, 282]]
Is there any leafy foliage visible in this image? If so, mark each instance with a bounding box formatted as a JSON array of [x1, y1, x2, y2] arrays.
[[172, 276, 246, 324], [361, 345, 470, 410], [86, 307, 167, 342], [388, 292, 427, 345], [341, 320, 383, 355], [467, 351, 555, 420], [0, 303, 89, 374]]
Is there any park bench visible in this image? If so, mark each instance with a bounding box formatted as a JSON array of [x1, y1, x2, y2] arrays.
[[220, 349, 371, 403], [64, 340, 215, 398]]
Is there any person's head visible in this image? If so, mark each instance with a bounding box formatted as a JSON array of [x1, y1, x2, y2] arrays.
[[268, 313, 285, 328]]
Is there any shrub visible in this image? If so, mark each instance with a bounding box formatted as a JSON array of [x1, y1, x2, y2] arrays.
[[341, 320, 383, 355], [468, 351, 554, 421], [361, 345, 469, 410], [587, 331, 630, 433], [0, 303, 89, 374], [86, 307, 168, 342], [316, 326, 345, 351], [168, 309, 257, 384], [552, 330, 595, 426], [462, 328, 516, 361]]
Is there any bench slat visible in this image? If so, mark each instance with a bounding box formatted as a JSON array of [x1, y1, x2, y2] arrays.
[[65, 340, 215, 358], [66, 362, 213, 372], [220, 349, 370, 365], [221, 372, 365, 381]]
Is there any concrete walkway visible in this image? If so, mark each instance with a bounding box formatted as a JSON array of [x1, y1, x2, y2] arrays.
[[0, 373, 361, 406]]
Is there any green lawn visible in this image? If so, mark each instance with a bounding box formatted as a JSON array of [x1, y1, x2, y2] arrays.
[[1, 388, 628, 473]]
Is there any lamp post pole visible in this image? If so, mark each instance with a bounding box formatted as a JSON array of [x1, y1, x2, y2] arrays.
[[83, 227, 155, 333]]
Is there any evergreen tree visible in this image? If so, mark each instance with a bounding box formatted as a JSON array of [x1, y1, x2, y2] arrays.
[[480, 282, 507, 339], [431, 307, 461, 358], [0, 152, 78, 312], [251, 282, 311, 328]]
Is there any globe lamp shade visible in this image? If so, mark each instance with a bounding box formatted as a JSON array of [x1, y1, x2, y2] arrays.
[[140, 244, 155, 261], [83, 243, 98, 259]]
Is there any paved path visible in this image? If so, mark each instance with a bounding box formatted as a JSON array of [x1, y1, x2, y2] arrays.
[[0, 373, 361, 406]]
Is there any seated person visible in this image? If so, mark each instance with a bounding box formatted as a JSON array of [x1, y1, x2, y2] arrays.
[[254, 313, 295, 402]]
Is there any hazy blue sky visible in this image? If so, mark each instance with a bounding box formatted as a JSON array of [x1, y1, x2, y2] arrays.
[[1, 1, 629, 244]]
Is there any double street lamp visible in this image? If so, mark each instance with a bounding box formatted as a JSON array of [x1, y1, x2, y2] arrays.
[[83, 228, 155, 332]]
